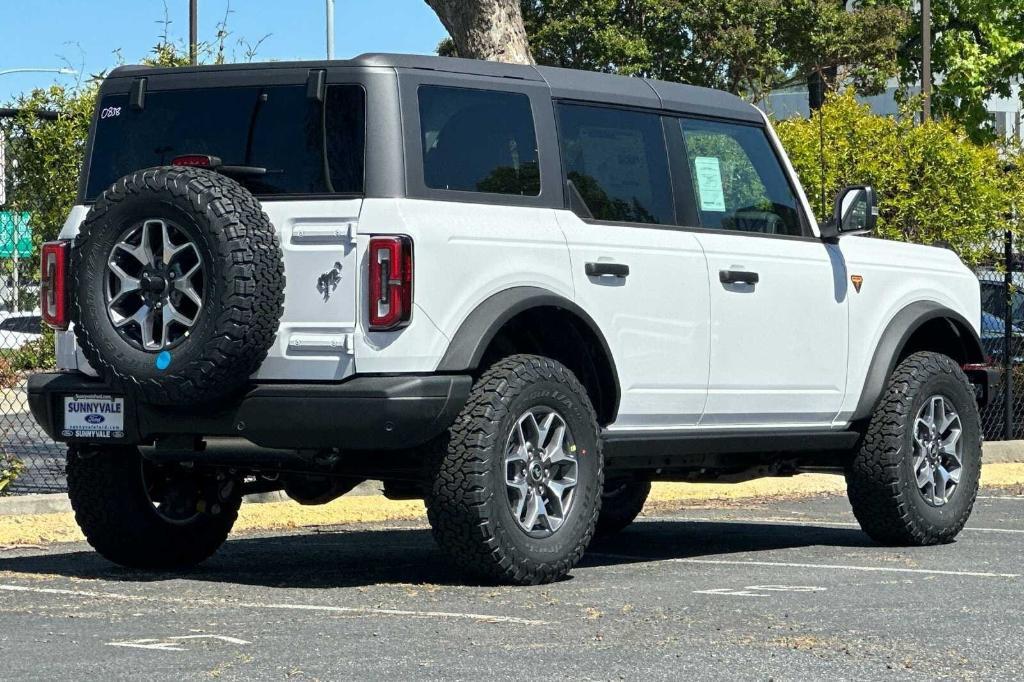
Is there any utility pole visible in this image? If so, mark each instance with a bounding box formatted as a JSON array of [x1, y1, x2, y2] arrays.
[[326, 0, 336, 60], [922, 0, 932, 121], [189, 0, 199, 66]]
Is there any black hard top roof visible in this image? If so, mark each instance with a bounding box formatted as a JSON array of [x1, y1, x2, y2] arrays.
[[107, 53, 762, 123]]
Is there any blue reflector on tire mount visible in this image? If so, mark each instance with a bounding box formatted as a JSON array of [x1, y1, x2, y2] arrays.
[[155, 351, 171, 370]]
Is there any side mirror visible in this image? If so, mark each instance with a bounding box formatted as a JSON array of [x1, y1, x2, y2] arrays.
[[820, 185, 878, 241]]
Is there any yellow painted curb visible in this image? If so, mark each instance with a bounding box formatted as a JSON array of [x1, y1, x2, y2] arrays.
[[1, 464, 1022, 548]]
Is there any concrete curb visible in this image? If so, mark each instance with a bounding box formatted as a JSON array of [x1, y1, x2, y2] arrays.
[[2, 444, 1023, 518], [983, 440, 1024, 464], [0, 480, 386, 517]]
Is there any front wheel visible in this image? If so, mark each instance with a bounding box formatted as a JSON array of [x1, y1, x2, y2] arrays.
[[426, 354, 603, 585], [846, 351, 982, 545], [66, 445, 241, 568]]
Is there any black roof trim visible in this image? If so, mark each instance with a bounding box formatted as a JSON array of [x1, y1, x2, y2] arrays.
[[104, 53, 760, 121]]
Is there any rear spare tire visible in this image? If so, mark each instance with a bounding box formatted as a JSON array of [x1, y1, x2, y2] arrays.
[[72, 167, 284, 405]]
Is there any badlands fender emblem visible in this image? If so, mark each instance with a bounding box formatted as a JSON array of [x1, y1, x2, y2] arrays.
[[851, 274, 864, 293]]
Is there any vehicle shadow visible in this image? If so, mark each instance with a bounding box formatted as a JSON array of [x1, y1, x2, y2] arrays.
[[0, 518, 874, 589]]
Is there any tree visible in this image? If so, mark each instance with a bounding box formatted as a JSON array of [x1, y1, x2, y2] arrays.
[[425, 0, 534, 63], [516, 0, 907, 108], [782, 0, 908, 109], [775, 91, 1024, 264], [0, 85, 96, 252], [899, 0, 1024, 141]]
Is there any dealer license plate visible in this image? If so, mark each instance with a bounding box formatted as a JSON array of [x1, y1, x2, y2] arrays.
[[62, 394, 125, 439]]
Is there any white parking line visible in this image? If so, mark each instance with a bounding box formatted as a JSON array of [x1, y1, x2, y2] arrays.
[[640, 516, 1024, 534], [107, 635, 251, 652], [588, 554, 1018, 578], [977, 495, 1024, 501], [0, 584, 545, 625]]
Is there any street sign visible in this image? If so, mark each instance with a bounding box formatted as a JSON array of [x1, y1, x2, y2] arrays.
[[0, 211, 32, 258]]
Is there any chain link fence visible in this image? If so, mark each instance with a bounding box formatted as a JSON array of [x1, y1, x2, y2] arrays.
[[978, 231, 1024, 441], [1, 210, 65, 495]]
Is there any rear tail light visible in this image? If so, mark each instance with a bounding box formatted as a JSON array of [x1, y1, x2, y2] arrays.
[[368, 235, 413, 331], [40, 241, 71, 330]]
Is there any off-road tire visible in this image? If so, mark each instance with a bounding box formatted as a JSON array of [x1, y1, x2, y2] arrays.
[[846, 351, 982, 545], [426, 354, 603, 585], [66, 445, 241, 569], [595, 480, 651, 538], [72, 166, 285, 406]]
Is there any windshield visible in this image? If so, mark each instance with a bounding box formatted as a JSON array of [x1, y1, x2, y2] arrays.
[[85, 84, 365, 198]]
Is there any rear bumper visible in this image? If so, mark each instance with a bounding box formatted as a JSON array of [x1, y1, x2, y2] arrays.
[[27, 372, 472, 451]]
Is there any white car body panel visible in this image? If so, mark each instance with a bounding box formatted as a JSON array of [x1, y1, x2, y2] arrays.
[[834, 236, 981, 423], [556, 211, 711, 428], [55, 193, 981, 432], [696, 234, 848, 427], [366, 198, 574, 376], [53, 94, 983, 435]]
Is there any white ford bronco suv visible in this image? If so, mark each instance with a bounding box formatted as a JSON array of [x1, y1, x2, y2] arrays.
[[29, 54, 993, 585]]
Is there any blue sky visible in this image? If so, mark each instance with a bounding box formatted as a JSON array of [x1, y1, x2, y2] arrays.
[[0, 0, 448, 103]]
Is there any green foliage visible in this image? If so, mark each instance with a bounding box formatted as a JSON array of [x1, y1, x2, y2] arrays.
[[2, 330, 56, 372], [0, 451, 23, 495], [775, 91, 1024, 264], [518, 0, 908, 103], [782, 0, 908, 95], [0, 84, 97, 248], [1, 84, 94, 366], [900, 0, 1024, 142], [0, 355, 17, 390]]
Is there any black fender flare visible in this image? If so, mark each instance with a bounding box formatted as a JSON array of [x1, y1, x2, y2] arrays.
[[436, 286, 621, 419], [852, 301, 985, 420]]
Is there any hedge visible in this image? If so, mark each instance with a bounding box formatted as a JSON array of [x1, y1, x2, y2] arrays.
[[774, 91, 1024, 265]]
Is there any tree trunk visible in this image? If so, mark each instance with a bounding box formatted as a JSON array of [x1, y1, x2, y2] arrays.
[[424, 0, 535, 64]]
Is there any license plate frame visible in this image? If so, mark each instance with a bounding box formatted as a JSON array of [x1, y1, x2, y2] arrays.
[[61, 394, 126, 440]]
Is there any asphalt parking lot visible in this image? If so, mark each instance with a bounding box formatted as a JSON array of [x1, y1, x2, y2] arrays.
[[1, 491, 1023, 680]]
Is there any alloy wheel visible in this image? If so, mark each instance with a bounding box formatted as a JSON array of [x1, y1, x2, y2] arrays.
[[105, 218, 204, 351], [504, 407, 579, 538], [912, 395, 964, 507]]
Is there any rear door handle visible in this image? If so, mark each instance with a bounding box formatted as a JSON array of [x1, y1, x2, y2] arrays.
[[586, 262, 630, 278], [719, 269, 759, 285]]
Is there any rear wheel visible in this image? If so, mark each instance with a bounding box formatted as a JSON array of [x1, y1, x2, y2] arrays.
[[846, 351, 981, 545], [595, 479, 651, 538], [426, 354, 603, 585], [66, 445, 241, 569]]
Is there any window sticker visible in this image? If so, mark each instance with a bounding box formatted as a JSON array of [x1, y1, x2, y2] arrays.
[[693, 156, 726, 212]]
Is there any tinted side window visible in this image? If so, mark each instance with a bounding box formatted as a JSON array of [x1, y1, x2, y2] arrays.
[[419, 86, 540, 196], [557, 104, 673, 225], [680, 119, 803, 236], [325, 85, 366, 194]]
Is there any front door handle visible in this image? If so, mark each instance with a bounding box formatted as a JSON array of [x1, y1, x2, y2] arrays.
[[586, 262, 630, 278], [719, 269, 759, 285]]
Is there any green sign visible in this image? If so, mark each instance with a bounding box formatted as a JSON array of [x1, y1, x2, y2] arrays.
[[0, 211, 32, 258]]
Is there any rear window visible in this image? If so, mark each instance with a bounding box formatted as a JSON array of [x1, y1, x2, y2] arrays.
[[86, 84, 365, 199], [419, 86, 540, 196]]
